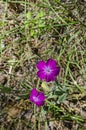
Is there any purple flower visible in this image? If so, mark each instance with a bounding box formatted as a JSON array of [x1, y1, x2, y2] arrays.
[[29, 88, 46, 106], [37, 58, 60, 82]]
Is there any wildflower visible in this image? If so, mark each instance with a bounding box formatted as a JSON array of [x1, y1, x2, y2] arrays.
[[37, 58, 60, 82], [29, 88, 46, 106]]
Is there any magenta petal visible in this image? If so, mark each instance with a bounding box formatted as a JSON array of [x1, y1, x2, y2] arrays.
[[52, 67, 60, 76], [38, 93, 46, 100], [29, 88, 38, 102], [37, 71, 46, 80], [35, 101, 44, 106], [29, 95, 34, 102], [50, 76, 56, 81], [45, 75, 53, 82], [37, 61, 46, 70], [29, 88, 45, 106], [34, 97, 45, 106], [30, 88, 38, 96], [36, 58, 60, 82], [47, 58, 57, 67]]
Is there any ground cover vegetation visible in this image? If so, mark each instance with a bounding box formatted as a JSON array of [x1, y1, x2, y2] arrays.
[[0, 0, 86, 130]]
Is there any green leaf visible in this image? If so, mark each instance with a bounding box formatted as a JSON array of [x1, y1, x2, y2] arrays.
[[57, 93, 67, 103], [15, 93, 29, 100], [26, 12, 32, 20], [38, 20, 45, 28], [0, 85, 12, 93], [47, 93, 57, 99], [36, 11, 45, 19]]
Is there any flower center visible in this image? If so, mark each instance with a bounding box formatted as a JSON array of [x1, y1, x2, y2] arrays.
[[33, 96, 39, 102], [44, 66, 52, 74]]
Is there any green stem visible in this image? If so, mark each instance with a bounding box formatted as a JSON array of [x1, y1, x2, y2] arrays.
[[37, 79, 40, 89], [38, 108, 41, 130], [55, 80, 63, 91], [34, 105, 36, 130], [46, 100, 65, 114]]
